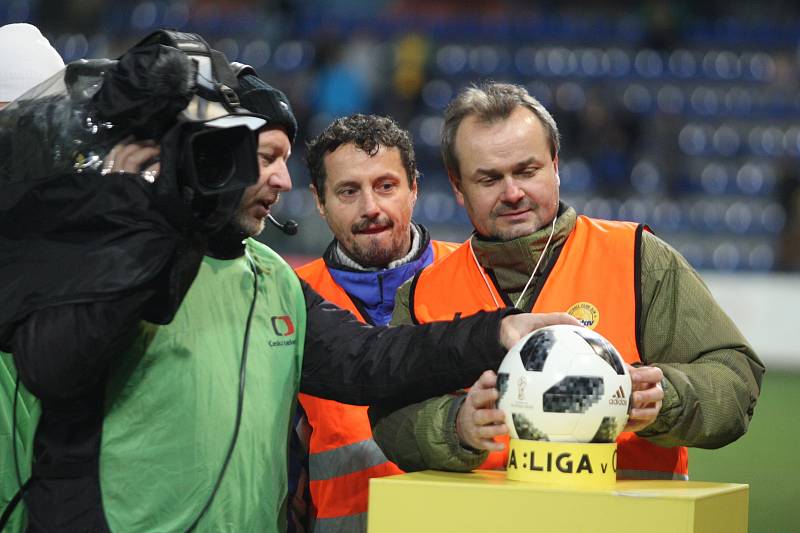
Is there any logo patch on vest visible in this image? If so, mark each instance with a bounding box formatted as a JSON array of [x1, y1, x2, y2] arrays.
[[567, 302, 599, 330]]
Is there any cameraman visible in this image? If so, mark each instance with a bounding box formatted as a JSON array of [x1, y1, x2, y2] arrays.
[[1, 67, 577, 532]]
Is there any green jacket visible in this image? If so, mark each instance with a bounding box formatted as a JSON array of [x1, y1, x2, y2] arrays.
[[379, 206, 765, 471], [102, 239, 306, 531], [1, 239, 307, 532], [0, 354, 40, 532]]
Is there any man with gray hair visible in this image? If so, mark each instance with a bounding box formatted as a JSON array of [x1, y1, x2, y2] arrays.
[[0, 23, 64, 109], [378, 81, 764, 480]]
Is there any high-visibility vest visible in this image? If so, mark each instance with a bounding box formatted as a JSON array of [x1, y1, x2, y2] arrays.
[[409, 216, 689, 480], [295, 240, 458, 532]]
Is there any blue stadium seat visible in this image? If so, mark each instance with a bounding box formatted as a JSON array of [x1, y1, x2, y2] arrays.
[[436, 44, 468, 76], [421, 79, 454, 111], [652, 200, 685, 232], [272, 40, 314, 71], [723, 201, 754, 233], [711, 241, 743, 270], [418, 191, 458, 224], [711, 124, 741, 156], [699, 162, 730, 195], [621, 83, 653, 113], [629, 159, 662, 194], [241, 39, 271, 69], [655, 84, 685, 114], [559, 158, 594, 193], [759, 202, 786, 234], [617, 197, 651, 224], [668, 49, 698, 79], [633, 49, 664, 79], [736, 161, 775, 196]]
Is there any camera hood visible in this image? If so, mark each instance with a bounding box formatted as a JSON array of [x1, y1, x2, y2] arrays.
[[0, 29, 278, 343]]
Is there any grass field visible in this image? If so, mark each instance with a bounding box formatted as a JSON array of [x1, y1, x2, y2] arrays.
[[688, 370, 800, 533]]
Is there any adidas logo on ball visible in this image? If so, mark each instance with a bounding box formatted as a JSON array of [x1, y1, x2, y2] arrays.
[[608, 386, 627, 406]]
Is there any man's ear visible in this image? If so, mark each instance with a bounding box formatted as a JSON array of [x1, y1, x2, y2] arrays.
[[553, 154, 560, 186], [448, 172, 465, 207], [311, 184, 326, 217]]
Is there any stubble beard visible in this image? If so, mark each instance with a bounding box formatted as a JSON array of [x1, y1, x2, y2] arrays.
[[233, 208, 266, 238], [346, 230, 409, 268]]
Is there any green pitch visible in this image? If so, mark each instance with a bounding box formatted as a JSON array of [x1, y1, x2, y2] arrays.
[[689, 370, 800, 533]]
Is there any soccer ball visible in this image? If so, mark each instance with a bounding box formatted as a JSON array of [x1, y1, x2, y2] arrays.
[[496, 325, 631, 443]]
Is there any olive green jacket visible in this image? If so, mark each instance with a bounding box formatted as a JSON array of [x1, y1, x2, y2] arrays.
[[375, 206, 765, 471]]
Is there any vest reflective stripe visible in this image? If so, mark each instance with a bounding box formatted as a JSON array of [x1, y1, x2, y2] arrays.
[[411, 217, 688, 479], [308, 438, 391, 481], [295, 241, 457, 526], [314, 512, 367, 533], [618, 469, 689, 481], [308, 460, 404, 518]]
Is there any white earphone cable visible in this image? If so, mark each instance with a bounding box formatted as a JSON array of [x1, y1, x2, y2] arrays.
[[469, 213, 558, 310], [513, 214, 557, 309]]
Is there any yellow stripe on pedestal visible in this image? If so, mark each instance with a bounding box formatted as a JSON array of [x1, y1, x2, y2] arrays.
[[506, 439, 617, 488]]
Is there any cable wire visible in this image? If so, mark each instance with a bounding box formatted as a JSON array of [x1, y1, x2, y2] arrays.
[[185, 251, 259, 531]]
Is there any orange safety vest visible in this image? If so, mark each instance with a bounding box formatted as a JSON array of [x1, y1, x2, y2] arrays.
[[295, 240, 458, 531], [409, 216, 689, 480]]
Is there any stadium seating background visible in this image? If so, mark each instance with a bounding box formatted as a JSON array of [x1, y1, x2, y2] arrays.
[[4, 1, 799, 530]]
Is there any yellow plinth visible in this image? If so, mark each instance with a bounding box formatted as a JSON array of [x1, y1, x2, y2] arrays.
[[368, 470, 748, 533], [506, 439, 617, 487]]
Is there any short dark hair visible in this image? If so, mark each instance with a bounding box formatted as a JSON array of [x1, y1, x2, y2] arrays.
[[306, 114, 418, 202], [441, 82, 560, 183]]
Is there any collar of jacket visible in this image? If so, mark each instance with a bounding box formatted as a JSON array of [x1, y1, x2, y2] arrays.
[[323, 222, 435, 325], [471, 203, 577, 292]]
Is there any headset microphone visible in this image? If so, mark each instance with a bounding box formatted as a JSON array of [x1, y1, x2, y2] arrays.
[[267, 214, 299, 236]]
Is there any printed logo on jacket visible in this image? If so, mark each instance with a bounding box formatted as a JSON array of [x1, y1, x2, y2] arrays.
[[270, 315, 297, 346]]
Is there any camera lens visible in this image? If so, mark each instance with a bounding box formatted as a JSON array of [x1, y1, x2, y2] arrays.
[[191, 130, 236, 189]]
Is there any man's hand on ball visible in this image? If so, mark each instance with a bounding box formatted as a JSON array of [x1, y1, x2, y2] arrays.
[[624, 365, 664, 433], [499, 312, 581, 350], [456, 370, 507, 452]]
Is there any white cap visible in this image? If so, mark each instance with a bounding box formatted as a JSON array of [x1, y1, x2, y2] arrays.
[[0, 23, 64, 102]]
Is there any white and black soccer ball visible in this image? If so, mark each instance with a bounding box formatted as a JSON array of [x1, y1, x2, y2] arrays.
[[496, 325, 631, 443]]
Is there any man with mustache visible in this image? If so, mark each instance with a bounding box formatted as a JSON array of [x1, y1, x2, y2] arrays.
[[377, 82, 764, 480], [292, 114, 457, 532]]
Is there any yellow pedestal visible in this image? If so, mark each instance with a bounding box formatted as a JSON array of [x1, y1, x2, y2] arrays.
[[368, 470, 748, 533]]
